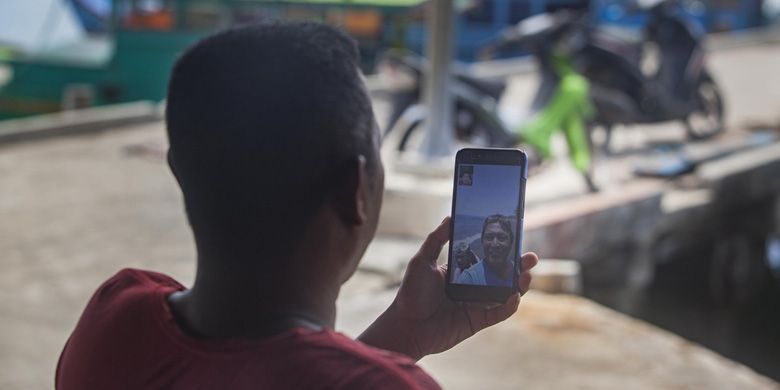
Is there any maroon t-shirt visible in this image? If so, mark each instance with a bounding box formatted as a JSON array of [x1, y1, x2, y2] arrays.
[[56, 269, 440, 390]]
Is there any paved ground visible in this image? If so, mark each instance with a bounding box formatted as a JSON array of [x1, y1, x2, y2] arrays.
[[1, 41, 779, 390]]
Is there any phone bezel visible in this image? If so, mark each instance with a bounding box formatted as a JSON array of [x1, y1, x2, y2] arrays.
[[445, 148, 528, 303]]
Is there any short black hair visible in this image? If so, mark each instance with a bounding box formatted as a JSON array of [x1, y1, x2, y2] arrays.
[[166, 21, 376, 257]]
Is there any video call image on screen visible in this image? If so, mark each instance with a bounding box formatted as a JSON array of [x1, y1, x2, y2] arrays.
[[452, 164, 522, 287]]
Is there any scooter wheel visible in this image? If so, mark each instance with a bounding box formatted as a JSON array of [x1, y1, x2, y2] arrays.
[[398, 120, 423, 152], [685, 73, 725, 140]]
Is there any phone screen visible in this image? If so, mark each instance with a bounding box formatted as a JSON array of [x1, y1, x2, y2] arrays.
[[450, 162, 524, 288]]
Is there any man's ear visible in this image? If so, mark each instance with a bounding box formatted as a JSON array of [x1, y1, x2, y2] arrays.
[[331, 155, 369, 226]]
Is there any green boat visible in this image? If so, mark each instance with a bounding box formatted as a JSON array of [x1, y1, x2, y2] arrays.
[[0, 0, 422, 120]]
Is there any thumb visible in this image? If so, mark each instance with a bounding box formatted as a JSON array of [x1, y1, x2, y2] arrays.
[[411, 217, 451, 267]]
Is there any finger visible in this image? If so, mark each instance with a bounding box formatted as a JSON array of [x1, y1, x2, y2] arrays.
[[411, 217, 451, 267], [467, 294, 520, 333], [520, 252, 539, 272], [517, 271, 532, 295]]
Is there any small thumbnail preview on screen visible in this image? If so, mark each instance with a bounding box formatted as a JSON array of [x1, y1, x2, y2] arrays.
[[458, 165, 474, 186]]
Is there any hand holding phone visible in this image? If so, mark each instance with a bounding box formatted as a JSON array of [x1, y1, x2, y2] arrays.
[[358, 148, 532, 359], [359, 217, 538, 360]]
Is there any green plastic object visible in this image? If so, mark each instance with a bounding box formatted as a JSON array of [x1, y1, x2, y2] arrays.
[[515, 55, 593, 174]]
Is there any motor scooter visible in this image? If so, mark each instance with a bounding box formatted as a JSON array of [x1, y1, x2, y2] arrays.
[[576, 0, 725, 150]]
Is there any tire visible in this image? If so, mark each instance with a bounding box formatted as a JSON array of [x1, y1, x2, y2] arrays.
[[397, 104, 515, 151], [385, 91, 419, 136], [462, 104, 516, 148], [398, 119, 423, 152], [685, 72, 725, 140]]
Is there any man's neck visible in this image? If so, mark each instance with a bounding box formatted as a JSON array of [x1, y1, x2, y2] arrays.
[[485, 258, 512, 280], [168, 265, 339, 340]]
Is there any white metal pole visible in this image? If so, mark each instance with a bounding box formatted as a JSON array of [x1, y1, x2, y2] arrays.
[[419, 0, 455, 158]]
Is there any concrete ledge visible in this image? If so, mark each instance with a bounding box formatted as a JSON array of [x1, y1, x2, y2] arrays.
[[0, 101, 161, 144], [378, 131, 780, 287], [699, 142, 780, 189], [377, 170, 452, 238], [531, 258, 583, 294], [525, 179, 664, 230], [524, 180, 664, 287]]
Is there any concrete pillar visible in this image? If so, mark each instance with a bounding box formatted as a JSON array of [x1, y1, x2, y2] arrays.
[[419, 0, 455, 159]]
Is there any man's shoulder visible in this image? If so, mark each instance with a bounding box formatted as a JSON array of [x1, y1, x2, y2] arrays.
[[107, 268, 183, 289], [74, 268, 183, 331], [286, 329, 440, 389], [57, 269, 184, 388], [89, 268, 182, 306], [458, 260, 485, 283]]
